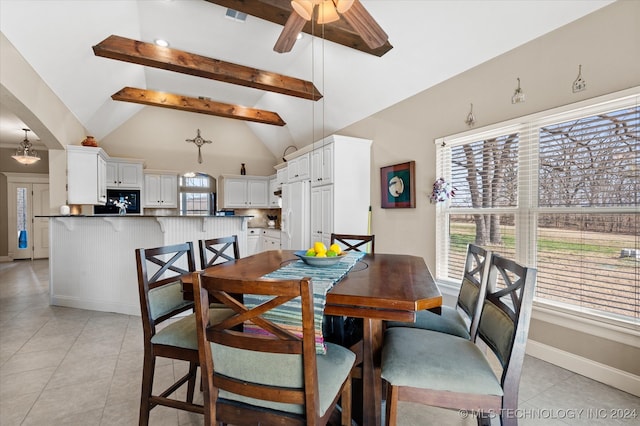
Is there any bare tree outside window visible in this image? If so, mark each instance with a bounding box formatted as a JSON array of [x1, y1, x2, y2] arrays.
[[450, 134, 518, 246], [439, 104, 639, 322]]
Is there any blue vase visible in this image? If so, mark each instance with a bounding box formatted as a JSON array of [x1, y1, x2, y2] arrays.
[[18, 230, 27, 248]]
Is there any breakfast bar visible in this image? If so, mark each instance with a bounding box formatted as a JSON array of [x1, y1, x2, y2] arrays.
[[46, 215, 251, 315]]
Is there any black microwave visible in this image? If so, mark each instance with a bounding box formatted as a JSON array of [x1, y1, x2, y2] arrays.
[[94, 189, 141, 214]]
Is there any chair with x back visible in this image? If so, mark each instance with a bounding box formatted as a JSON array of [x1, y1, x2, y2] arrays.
[[135, 242, 232, 425], [386, 243, 491, 340], [330, 233, 375, 254], [192, 272, 356, 425], [381, 254, 537, 426], [324, 234, 375, 351], [198, 235, 241, 270]]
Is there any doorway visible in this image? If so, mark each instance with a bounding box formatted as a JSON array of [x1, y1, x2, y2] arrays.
[[6, 175, 49, 260]]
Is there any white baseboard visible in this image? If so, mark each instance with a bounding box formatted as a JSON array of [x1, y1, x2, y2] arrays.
[[526, 339, 640, 397]]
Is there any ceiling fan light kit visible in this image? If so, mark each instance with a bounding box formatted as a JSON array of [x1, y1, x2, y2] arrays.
[[278, 0, 388, 52], [291, 0, 314, 20], [317, 1, 340, 24], [291, 0, 355, 21], [335, 0, 355, 13]]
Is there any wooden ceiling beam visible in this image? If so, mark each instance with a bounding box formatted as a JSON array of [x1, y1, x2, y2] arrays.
[[93, 35, 322, 101], [204, 0, 392, 57], [111, 87, 286, 126]]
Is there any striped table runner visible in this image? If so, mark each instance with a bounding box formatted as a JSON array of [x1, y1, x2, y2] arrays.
[[244, 252, 365, 354]]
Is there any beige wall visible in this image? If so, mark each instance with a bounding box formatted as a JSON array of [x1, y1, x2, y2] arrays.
[[100, 106, 278, 177], [338, 0, 640, 378]]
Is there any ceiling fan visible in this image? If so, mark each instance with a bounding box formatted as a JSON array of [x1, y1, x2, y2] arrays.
[[274, 0, 388, 53]]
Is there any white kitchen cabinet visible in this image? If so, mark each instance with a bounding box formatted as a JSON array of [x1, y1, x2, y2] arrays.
[[287, 153, 310, 182], [220, 176, 269, 208], [310, 143, 334, 187], [275, 165, 287, 189], [269, 175, 281, 208], [261, 228, 281, 251], [310, 185, 334, 248], [247, 228, 261, 256], [67, 145, 108, 205], [106, 159, 143, 189], [308, 135, 372, 247], [144, 173, 177, 208]]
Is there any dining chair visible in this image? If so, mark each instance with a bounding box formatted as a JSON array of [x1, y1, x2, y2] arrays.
[[198, 235, 240, 269], [386, 243, 491, 340], [381, 254, 537, 426], [192, 272, 356, 425], [323, 234, 375, 363], [135, 242, 233, 425], [330, 233, 375, 254]]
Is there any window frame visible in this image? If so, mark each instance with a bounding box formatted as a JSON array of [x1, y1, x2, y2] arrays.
[[435, 87, 639, 331]]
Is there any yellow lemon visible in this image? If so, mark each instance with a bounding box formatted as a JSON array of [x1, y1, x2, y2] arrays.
[[314, 241, 327, 254], [329, 243, 342, 255], [315, 252, 327, 258]]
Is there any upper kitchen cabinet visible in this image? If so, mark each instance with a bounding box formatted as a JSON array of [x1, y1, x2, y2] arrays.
[[275, 163, 287, 189], [309, 135, 373, 247], [287, 153, 310, 182], [310, 143, 334, 187], [106, 158, 144, 189], [220, 175, 269, 208], [310, 135, 372, 188], [144, 171, 178, 208], [269, 175, 281, 208], [67, 145, 108, 205]]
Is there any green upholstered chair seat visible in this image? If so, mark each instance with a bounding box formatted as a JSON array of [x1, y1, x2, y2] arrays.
[[151, 308, 233, 350], [216, 341, 356, 416], [386, 305, 470, 339], [381, 327, 502, 396]]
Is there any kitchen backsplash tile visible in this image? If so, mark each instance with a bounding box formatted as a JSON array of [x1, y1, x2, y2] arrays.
[[236, 208, 281, 229]]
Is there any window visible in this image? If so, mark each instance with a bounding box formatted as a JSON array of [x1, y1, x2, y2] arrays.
[[436, 91, 639, 324], [179, 173, 216, 215]]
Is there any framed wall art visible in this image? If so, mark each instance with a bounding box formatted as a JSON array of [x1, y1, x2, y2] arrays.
[[380, 161, 415, 208]]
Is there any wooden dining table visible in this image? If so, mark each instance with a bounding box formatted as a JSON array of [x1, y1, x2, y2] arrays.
[[183, 249, 441, 426]]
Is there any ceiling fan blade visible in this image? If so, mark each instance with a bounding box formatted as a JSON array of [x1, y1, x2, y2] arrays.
[[341, 0, 388, 49], [274, 10, 307, 53]]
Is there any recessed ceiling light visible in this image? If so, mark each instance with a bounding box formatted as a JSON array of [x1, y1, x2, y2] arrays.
[[154, 39, 169, 47], [296, 33, 303, 40]]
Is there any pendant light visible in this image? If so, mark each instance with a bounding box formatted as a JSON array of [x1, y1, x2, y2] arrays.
[[11, 128, 41, 165]]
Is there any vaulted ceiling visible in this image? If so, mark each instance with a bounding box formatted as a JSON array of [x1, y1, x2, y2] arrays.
[[0, 0, 613, 158]]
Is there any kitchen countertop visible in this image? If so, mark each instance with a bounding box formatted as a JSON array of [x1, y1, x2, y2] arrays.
[[38, 214, 254, 218]]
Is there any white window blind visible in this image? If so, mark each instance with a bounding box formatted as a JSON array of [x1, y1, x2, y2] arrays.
[[435, 91, 639, 324], [535, 106, 639, 320]]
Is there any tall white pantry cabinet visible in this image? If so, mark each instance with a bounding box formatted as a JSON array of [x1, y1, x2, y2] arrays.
[[307, 135, 372, 248]]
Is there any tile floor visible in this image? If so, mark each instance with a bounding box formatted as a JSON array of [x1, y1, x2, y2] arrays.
[[1, 259, 638, 425]]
